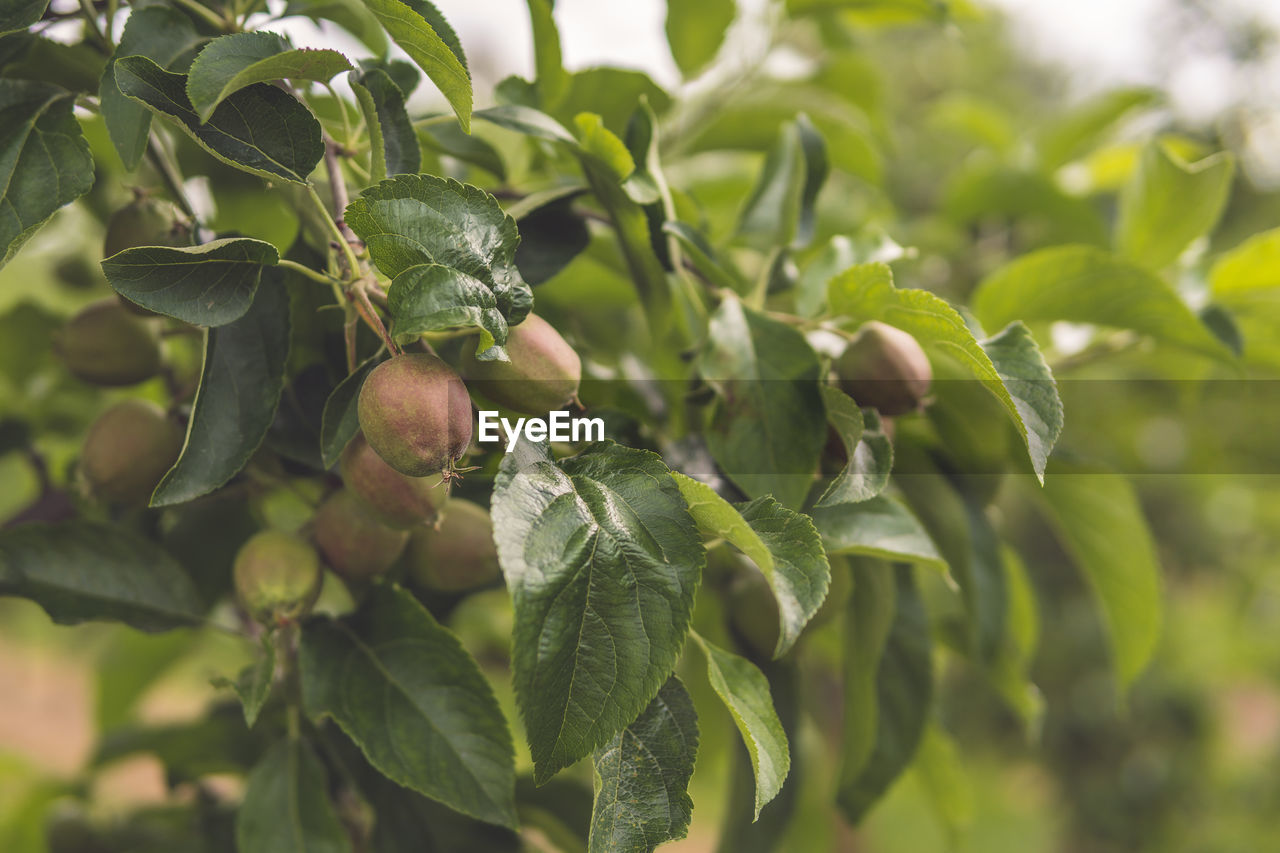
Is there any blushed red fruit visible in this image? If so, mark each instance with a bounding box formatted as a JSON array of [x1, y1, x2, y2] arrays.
[[406, 499, 501, 593], [357, 353, 472, 477], [233, 530, 322, 625], [835, 321, 932, 416], [460, 313, 581, 415], [313, 489, 409, 582], [54, 299, 162, 387], [80, 400, 183, 506], [339, 433, 447, 528]]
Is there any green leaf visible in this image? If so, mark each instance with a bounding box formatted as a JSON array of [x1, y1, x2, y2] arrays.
[[810, 496, 947, 574], [102, 238, 280, 327], [319, 357, 379, 468], [913, 726, 973, 843], [1035, 87, 1159, 170], [838, 564, 932, 823], [588, 677, 698, 853], [817, 386, 892, 506], [1116, 141, 1234, 270], [95, 702, 267, 779], [300, 584, 517, 828], [700, 294, 826, 509], [786, 0, 949, 21], [666, 0, 735, 78], [1209, 226, 1280, 299], [556, 67, 671, 136], [511, 187, 589, 284], [360, 0, 472, 132], [693, 635, 789, 819], [491, 441, 704, 783], [972, 244, 1230, 359], [237, 739, 352, 853], [526, 0, 567, 107], [151, 276, 290, 507], [419, 119, 506, 178], [830, 262, 1063, 480], [1035, 460, 1162, 688], [115, 55, 323, 184], [351, 67, 421, 182], [574, 112, 636, 183], [672, 473, 829, 658], [662, 221, 743, 291], [0, 522, 203, 632], [214, 636, 275, 728], [96, 629, 198, 732], [475, 103, 577, 144], [0, 0, 50, 35], [345, 174, 532, 355], [286, 0, 389, 56], [0, 80, 93, 270], [98, 6, 204, 170], [186, 32, 352, 122], [737, 115, 827, 250]]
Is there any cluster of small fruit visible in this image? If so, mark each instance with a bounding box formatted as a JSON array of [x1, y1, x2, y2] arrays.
[[58, 197, 583, 628]]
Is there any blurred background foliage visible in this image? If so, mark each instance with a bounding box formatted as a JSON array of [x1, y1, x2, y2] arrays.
[[3, 1, 1280, 851]]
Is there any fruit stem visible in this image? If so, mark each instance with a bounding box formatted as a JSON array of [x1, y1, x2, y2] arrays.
[[306, 184, 361, 280], [278, 258, 345, 288], [76, 0, 110, 51]]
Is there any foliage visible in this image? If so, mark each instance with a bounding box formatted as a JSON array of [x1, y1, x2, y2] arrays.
[[0, 1, 1277, 851]]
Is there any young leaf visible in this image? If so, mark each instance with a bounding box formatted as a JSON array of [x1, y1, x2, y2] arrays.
[[588, 677, 698, 853], [419, 119, 507, 178], [692, 635, 789, 819], [830, 262, 1063, 481], [700, 294, 826, 509], [972, 244, 1230, 360], [0, 522, 203, 632], [152, 275, 290, 506], [1209, 226, 1280, 299], [475, 103, 577, 144], [1116, 141, 1234, 270], [810, 496, 948, 574], [213, 636, 276, 728], [0, 0, 50, 35], [0, 81, 93, 270], [102, 238, 280, 327], [360, 0, 472, 131], [666, 0, 735, 78], [526, 0, 567, 107], [351, 67, 421, 182], [491, 441, 704, 784], [115, 56, 323, 184], [511, 187, 590, 284], [300, 584, 517, 829], [285, 0, 389, 56], [319, 356, 380, 468], [671, 473, 829, 658], [237, 739, 352, 853], [98, 6, 204, 170], [186, 32, 352, 122], [816, 386, 893, 506], [838, 564, 932, 823], [344, 174, 532, 355], [1035, 460, 1162, 689], [1034, 87, 1158, 170]]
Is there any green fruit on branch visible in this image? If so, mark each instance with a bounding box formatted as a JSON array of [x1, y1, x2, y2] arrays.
[[233, 530, 323, 625], [339, 433, 448, 528], [406, 498, 501, 593], [102, 196, 190, 259], [80, 399, 183, 506], [460, 312, 581, 415], [356, 353, 473, 477], [834, 320, 932, 416], [313, 489, 409, 582], [53, 298, 162, 387]]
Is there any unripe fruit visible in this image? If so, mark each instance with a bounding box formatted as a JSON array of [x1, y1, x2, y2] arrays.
[[834, 321, 932, 416], [80, 400, 183, 506], [406, 499, 501, 593], [340, 434, 447, 528], [233, 530, 322, 625], [357, 353, 472, 477], [103, 196, 190, 259], [53, 299, 162, 387], [460, 313, 581, 415], [313, 489, 409, 582]]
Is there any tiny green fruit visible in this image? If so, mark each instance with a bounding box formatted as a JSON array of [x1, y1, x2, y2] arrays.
[[406, 499, 501, 593], [54, 298, 162, 387], [339, 434, 447, 528], [834, 320, 932, 416], [233, 530, 323, 625], [357, 353, 473, 477], [313, 489, 409, 582], [461, 312, 581, 415], [103, 196, 190, 259], [80, 400, 183, 506]]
